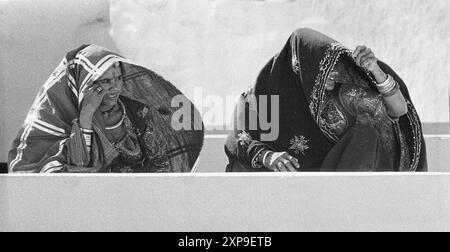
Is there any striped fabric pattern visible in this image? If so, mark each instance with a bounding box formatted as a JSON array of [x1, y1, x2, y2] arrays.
[[8, 44, 204, 173]]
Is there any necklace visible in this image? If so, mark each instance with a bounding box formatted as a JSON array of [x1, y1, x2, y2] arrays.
[[105, 101, 126, 130]]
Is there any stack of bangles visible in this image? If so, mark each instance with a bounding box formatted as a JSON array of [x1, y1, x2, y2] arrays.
[[252, 150, 272, 169], [376, 74, 400, 97], [81, 128, 93, 153]]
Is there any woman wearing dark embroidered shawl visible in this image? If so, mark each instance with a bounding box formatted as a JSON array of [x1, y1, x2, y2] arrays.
[[9, 45, 204, 173], [225, 28, 427, 172]]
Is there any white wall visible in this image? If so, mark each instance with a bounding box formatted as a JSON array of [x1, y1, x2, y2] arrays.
[[1, 174, 449, 231], [0, 0, 116, 162], [110, 0, 450, 126]]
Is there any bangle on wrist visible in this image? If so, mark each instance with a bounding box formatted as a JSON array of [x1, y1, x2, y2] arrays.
[[381, 82, 400, 97], [262, 151, 272, 168], [82, 132, 92, 151], [252, 149, 267, 169], [81, 128, 93, 134], [376, 74, 397, 95], [376, 73, 392, 86]]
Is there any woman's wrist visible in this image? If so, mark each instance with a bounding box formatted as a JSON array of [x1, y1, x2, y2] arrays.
[[377, 74, 399, 97], [259, 150, 273, 168], [370, 64, 388, 84]]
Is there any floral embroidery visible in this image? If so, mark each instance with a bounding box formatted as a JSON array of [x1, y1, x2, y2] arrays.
[[238, 131, 252, 146], [137, 107, 149, 119], [320, 96, 348, 137], [114, 116, 143, 167], [289, 135, 310, 156], [251, 149, 266, 169], [142, 126, 170, 172]]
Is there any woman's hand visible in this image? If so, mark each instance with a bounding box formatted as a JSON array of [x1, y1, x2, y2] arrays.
[[80, 84, 106, 129], [353, 46, 408, 118], [352, 45, 381, 73], [263, 151, 300, 172], [353, 45, 390, 83]]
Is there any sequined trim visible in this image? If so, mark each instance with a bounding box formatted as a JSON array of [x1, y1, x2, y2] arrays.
[[292, 53, 300, 74], [309, 43, 349, 143], [406, 101, 422, 171], [310, 43, 347, 119], [291, 39, 301, 74]]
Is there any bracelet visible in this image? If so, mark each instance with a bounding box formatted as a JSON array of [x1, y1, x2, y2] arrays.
[[83, 134, 92, 145], [376, 74, 395, 92], [381, 82, 400, 97], [81, 128, 93, 134], [251, 149, 267, 169], [376, 74, 392, 87], [262, 151, 272, 168], [376, 74, 397, 95], [82, 129, 92, 151]]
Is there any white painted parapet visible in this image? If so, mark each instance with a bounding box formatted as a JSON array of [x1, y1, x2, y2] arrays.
[[1, 174, 449, 232]]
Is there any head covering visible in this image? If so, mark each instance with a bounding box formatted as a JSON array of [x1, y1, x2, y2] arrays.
[[227, 28, 426, 172], [9, 44, 204, 173]]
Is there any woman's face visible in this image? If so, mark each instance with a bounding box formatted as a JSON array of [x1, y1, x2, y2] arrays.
[[94, 63, 124, 107]]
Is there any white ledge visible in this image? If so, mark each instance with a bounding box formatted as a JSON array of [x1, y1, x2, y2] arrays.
[[1, 173, 449, 232]]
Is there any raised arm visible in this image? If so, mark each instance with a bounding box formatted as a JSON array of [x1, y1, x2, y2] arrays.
[[353, 45, 408, 119]]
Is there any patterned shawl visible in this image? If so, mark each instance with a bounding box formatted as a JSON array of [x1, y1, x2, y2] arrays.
[[8, 45, 204, 173]]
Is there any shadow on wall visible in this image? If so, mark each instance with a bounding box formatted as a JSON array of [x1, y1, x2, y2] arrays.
[[0, 163, 7, 174]]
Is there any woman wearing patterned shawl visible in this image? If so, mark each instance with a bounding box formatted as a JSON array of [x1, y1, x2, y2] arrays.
[[225, 28, 427, 172], [9, 44, 204, 173]]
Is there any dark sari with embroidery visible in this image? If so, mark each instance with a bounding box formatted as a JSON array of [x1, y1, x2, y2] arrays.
[[225, 28, 427, 172]]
